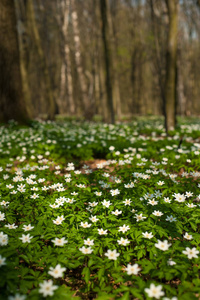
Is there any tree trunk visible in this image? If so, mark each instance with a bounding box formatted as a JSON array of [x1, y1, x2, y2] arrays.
[[59, 0, 75, 115], [100, 0, 115, 124], [14, 0, 34, 118], [71, 0, 90, 118], [27, 0, 55, 120], [149, 0, 166, 116], [164, 0, 178, 132], [0, 0, 32, 123], [108, 0, 121, 119], [176, 48, 186, 116]]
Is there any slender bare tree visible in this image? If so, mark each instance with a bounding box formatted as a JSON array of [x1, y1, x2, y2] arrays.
[[59, 0, 75, 114], [100, 0, 115, 124], [71, 0, 91, 118], [164, 0, 178, 132]]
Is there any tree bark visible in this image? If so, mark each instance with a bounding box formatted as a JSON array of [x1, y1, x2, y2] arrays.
[[149, 0, 166, 116], [108, 0, 121, 119], [27, 0, 55, 120], [59, 0, 75, 115], [164, 0, 178, 132], [14, 0, 34, 118], [100, 0, 115, 124], [0, 0, 32, 123], [71, 0, 90, 118]]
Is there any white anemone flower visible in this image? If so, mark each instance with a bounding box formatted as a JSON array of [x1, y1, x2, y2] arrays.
[[125, 263, 141, 275], [144, 283, 165, 299], [39, 280, 58, 297], [105, 249, 120, 260]]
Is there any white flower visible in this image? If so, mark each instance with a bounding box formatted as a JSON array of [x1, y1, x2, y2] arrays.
[[0, 255, 6, 267], [183, 232, 193, 240], [155, 240, 171, 251], [111, 209, 122, 216], [109, 146, 115, 151], [74, 170, 81, 174], [166, 215, 177, 222], [19, 234, 33, 243], [152, 210, 163, 217], [53, 215, 65, 225], [102, 200, 112, 208], [0, 234, 8, 246], [65, 178, 71, 182], [123, 199, 132, 206], [102, 173, 110, 178], [164, 197, 171, 203], [110, 189, 120, 196], [0, 200, 9, 206], [117, 237, 130, 246], [77, 184, 86, 188], [105, 249, 120, 260], [71, 191, 78, 195], [79, 246, 93, 254], [186, 203, 196, 208], [89, 201, 98, 207], [22, 224, 34, 231], [67, 198, 76, 204], [39, 280, 58, 297], [148, 199, 158, 206], [55, 198, 64, 205], [84, 238, 94, 246], [97, 163, 104, 169], [185, 191, 193, 198], [157, 181, 165, 186], [30, 193, 39, 199], [173, 193, 186, 203], [98, 228, 108, 235], [167, 259, 176, 266], [80, 222, 92, 228], [42, 186, 49, 191], [8, 294, 26, 300], [53, 219, 62, 225], [182, 247, 199, 259], [10, 190, 17, 195], [5, 223, 18, 229], [118, 224, 130, 233], [31, 187, 38, 191], [50, 204, 59, 208], [115, 179, 121, 183], [142, 232, 154, 239], [144, 283, 164, 299], [89, 215, 99, 222], [94, 191, 102, 196], [125, 263, 141, 275], [48, 264, 66, 278], [134, 213, 146, 222], [52, 237, 68, 246], [0, 212, 5, 221], [6, 184, 14, 189], [124, 183, 134, 188]]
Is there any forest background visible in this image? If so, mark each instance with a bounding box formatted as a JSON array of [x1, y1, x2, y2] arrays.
[[0, 0, 200, 131]]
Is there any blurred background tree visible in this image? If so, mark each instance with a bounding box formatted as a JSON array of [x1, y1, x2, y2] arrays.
[[0, 0, 200, 128]]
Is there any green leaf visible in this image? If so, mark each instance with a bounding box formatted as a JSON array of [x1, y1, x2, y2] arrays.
[[98, 268, 105, 281], [120, 292, 130, 300]]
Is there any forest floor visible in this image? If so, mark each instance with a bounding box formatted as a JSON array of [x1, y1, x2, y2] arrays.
[[0, 117, 200, 299]]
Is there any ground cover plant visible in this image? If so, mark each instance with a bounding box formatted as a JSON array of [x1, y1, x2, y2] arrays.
[[0, 117, 200, 299]]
